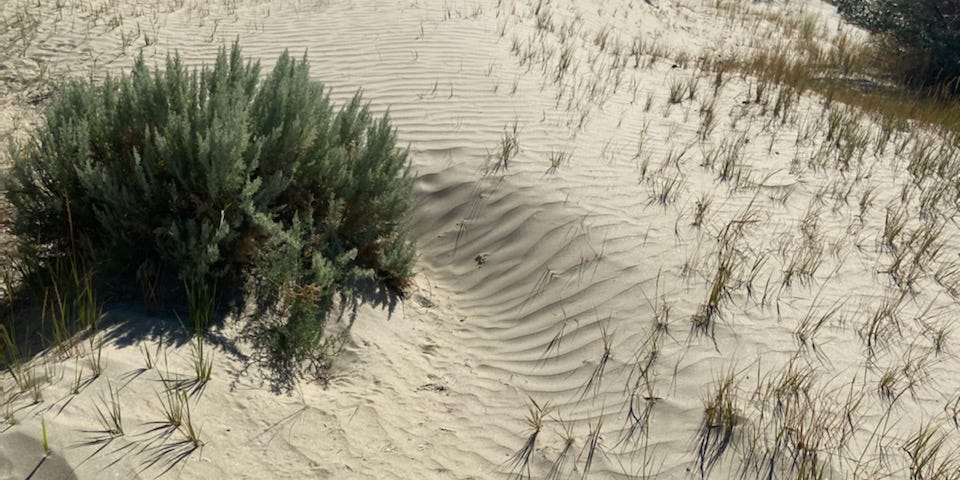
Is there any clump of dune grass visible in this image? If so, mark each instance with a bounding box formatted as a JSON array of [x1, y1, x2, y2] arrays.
[[696, 369, 741, 477], [707, 0, 960, 137], [668, 77, 685, 104], [93, 381, 123, 436], [578, 323, 613, 400], [546, 149, 571, 174], [491, 121, 520, 173], [146, 386, 203, 448], [902, 424, 960, 480], [491, 3, 960, 479], [580, 415, 605, 478], [87, 334, 104, 379], [544, 417, 575, 480], [691, 240, 736, 342], [506, 397, 551, 480], [190, 334, 213, 388]]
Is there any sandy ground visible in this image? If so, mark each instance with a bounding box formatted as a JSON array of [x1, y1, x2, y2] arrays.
[[3, 0, 960, 478]]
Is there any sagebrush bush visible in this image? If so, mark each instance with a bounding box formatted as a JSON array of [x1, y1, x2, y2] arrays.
[[4, 43, 415, 376], [833, 0, 960, 92]]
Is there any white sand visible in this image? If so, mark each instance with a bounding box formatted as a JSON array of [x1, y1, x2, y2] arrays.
[[3, 0, 960, 478]]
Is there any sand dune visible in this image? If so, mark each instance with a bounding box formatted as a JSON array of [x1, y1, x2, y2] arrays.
[[3, 0, 960, 478]]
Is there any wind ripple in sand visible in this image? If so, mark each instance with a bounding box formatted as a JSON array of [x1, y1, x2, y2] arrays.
[[4, 0, 960, 478]]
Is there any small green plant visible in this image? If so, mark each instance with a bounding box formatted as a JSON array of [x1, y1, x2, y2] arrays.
[[157, 388, 185, 429], [94, 381, 123, 436], [181, 391, 203, 448], [859, 294, 904, 358], [947, 396, 960, 430], [23, 366, 42, 404], [882, 203, 908, 251], [140, 341, 160, 370], [184, 278, 216, 334], [184, 277, 215, 386], [702, 134, 748, 184], [149, 386, 202, 446], [70, 357, 84, 395], [581, 416, 605, 478], [191, 334, 213, 386], [88, 335, 103, 378], [41, 415, 49, 456], [32, 249, 102, 357], [795, 303, 841, 354], [877, 367, 898, 403], [44, 277, 73, 356]]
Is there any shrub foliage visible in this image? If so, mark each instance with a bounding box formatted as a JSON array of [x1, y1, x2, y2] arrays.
[[833, 0, 960, 91], [5, 43, 415, 376]]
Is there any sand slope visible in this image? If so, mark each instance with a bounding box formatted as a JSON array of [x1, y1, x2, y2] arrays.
[[4, 0, 960, 478]]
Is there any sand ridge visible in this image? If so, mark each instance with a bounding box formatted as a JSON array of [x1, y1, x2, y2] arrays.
[[3, 0, 960, 478]]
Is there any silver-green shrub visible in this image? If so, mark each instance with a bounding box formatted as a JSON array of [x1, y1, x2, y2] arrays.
[[5, 43, 415, 376]]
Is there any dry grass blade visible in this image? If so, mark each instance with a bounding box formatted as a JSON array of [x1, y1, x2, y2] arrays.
[[545, 149, 571, 175], [696, 369, 740, 478], [578, 323, 613, 400], [544, 418, 575, 480], [41, 415, 49, 456], [506, 397, 551, 480], [691, 243, 735, 344], [541, 309, 570, 362], [902, 424, 960, 480], [618, 377, 659, 450], [579, 416, 604, 480], [490, 121, 520, 173], [649, 173, 683, 206], [668, 77, 685, 104], [795, 295, 844, 358], [691, 193, 712, 228]]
